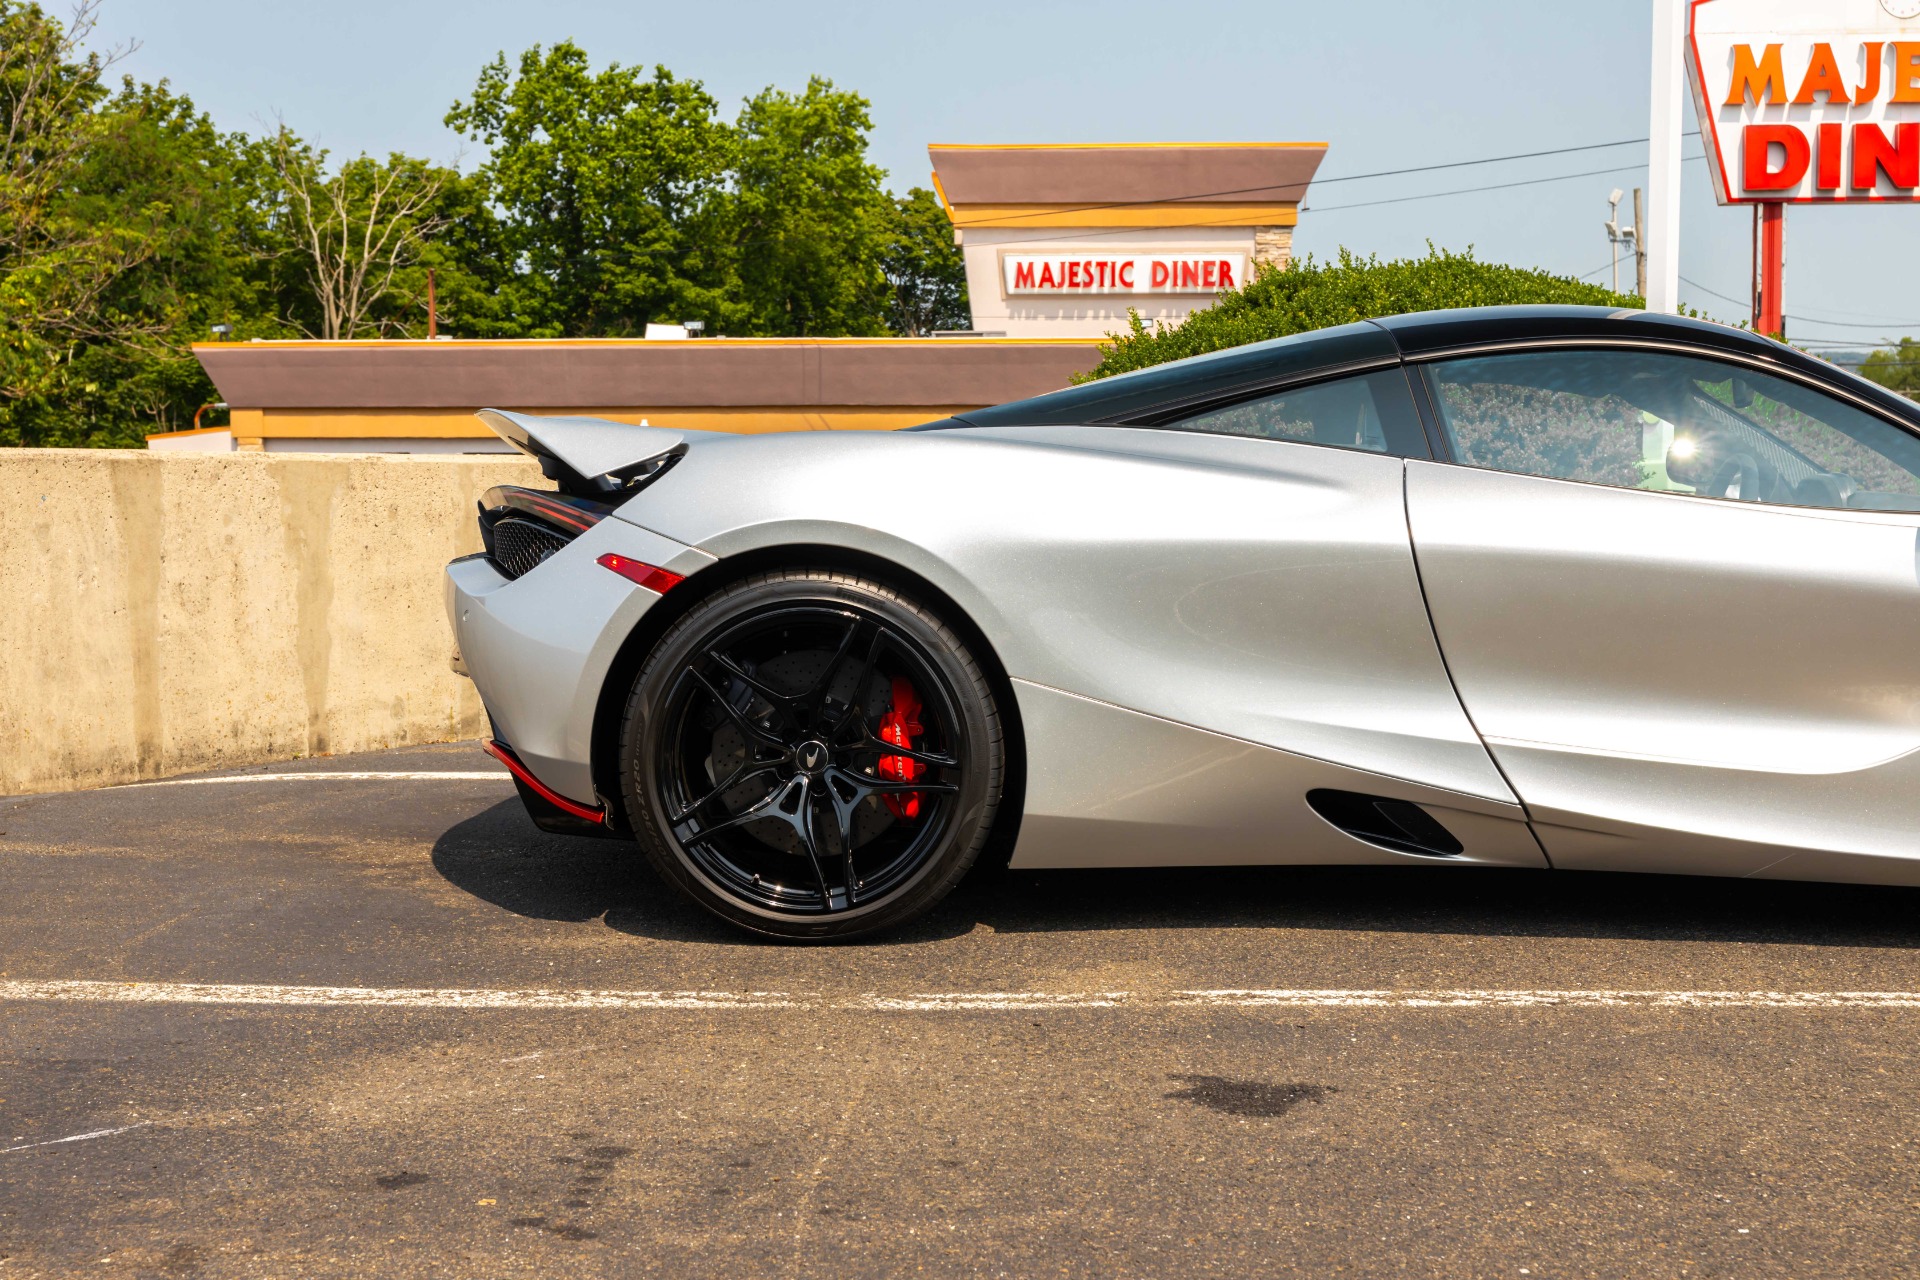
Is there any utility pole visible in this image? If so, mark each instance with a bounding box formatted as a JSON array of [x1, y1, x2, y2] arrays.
[[1606, 189, 1640, 296], [427, 268, 438, 339], [1646, 0, 1685, 313], [1633, 188, 1647, 298]]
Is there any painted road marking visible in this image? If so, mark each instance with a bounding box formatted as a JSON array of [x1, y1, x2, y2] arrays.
[[6, 980, 1920, 1012], [115, 771, 510, 789], [3, 1124, 152, 1154]]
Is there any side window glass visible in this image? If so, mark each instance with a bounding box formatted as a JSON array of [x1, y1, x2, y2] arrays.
[[1428, 349, 1920, 512], [1164, 369, 1429, 458]]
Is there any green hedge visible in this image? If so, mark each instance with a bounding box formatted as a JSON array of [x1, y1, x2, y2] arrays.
[[1079, 247, 1643, 381]]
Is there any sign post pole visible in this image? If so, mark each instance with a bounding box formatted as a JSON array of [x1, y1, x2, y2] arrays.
[[1645, 0, 1687, 314], [1757, 202, 1785, 339]]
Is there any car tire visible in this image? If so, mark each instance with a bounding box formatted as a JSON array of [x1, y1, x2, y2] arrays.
[[619, 569, 1004, 941]]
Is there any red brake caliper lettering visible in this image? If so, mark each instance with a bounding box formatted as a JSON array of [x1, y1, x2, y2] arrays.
[[876, 675, 925, 821]]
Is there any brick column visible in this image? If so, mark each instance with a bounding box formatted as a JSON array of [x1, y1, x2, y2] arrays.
[[1252, 226, 1293, 274]]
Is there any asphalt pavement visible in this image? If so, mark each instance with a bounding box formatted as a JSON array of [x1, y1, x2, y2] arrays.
[[4, 740, 1920, 1278]]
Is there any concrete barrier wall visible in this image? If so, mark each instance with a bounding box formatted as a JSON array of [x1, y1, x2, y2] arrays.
[[1, 450, 546, 795]]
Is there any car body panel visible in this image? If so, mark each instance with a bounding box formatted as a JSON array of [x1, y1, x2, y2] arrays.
[[1406, 459, 1920, 876], [620, 424, 1515, 805], [446, 518, 713, 803], [1009, 679, 1545, 869]]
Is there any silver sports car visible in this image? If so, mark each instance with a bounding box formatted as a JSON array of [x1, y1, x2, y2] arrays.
[[445, 305, 1920, 939]]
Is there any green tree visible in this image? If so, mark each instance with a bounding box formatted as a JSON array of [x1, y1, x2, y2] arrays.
[[0, 1, 157, 432], [1, 3, 296, 446], [446, 42, 739, 337], [1080, 247, 1644, 380], [37, 78, 286, 444], [881, 186, 968, 336], [727, 77, 891, 336], [1861, 338, 1920, 399]]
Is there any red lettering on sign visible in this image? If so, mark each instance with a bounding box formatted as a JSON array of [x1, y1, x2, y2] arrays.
[[1202, 260, 1217, 289], [1860, 41, 1886, 104], [1150, 261, 1169, 289], [1793, 42, 1852, 105], [1182, 261, 1200, 288], [1218, 259, 1235, 288], [1038, 262, 1057, 289], [1817, 122, 1844, 190], [1853, 122, 1920, 190], [1118, 261, 1134, 288], [1743, 124, 1810, 191], [1014, 262, 1035, 290]]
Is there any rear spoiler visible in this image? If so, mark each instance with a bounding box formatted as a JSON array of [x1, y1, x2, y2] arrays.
[[476, 409, 720, 494]]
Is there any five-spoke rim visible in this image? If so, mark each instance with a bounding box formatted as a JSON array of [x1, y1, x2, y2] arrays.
[[651, 603, 965, 915]]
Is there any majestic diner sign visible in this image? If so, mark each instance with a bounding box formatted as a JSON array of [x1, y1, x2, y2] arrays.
[[1690, 0, 1920, 203], [1001, 252, 1251, 296]]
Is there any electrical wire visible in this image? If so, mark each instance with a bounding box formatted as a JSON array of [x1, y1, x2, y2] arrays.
[[1303, 154, 1705, 214], [985, 154, 1712, 250], [950, 133, 1704, 225], [1683, 274, 1920, 334]]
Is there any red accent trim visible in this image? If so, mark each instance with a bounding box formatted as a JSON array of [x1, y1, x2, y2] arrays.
[[596, 553, 686, 594], [483, 740, 606, 823]]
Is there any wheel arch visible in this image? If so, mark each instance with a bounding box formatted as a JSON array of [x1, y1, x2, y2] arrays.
[[588, 542, 1027, 864]]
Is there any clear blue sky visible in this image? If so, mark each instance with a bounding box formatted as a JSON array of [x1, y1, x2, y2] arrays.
[[91, 0, 1920, 347]]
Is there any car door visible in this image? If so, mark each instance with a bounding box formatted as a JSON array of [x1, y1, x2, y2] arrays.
[[1404, 343, 1920, 884]]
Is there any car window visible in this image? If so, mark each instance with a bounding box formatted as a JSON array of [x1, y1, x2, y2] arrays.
[[1162, 369, 1430, 458], [1428, 349, 1920, 513]]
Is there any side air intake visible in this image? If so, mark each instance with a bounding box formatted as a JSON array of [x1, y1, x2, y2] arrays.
[[1306, 789, 1465, 859]]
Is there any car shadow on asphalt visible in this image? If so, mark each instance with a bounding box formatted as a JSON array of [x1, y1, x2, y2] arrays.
[[432, 798, 1920, 950]]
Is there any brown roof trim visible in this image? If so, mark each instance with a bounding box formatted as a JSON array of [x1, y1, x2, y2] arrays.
[[194, 339, 1105, 410], [929, 143, 1329, 207]]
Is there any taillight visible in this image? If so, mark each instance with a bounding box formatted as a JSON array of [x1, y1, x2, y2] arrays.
[[596, 554, 685, 594]]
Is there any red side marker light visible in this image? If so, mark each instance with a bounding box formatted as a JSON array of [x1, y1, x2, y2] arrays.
[[596, 553, 685, 594]]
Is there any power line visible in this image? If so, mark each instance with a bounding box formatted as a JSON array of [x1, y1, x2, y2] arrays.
[[990, 154, 1712, 250], [954, 133, 1704, 226], [1683, 274, 1920, 333], [1304, 154, 1705, 214]]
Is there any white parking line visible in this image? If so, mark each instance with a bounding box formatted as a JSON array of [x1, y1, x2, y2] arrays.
[[3, 1123, 152, 1154], [115, 771, 510, 789], [5, 979, 1920, 1012]]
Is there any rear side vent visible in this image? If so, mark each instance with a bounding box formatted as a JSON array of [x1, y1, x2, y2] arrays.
[[1306, 789, 1465, 859], [490, 516, 571, 580]]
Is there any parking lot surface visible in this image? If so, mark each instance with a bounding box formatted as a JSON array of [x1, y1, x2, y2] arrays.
[[4, 740, 1920, 1278]]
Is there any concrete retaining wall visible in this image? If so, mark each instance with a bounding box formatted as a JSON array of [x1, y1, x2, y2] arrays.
[[1, 450, 546, 795]]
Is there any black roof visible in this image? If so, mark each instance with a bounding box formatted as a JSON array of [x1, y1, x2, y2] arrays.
[[949, 306, 1913, 429]]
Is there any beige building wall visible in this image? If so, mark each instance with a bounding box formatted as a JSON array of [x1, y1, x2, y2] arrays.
[[0, 450, 544, 796]]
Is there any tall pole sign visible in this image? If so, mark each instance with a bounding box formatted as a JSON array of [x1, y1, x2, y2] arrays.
[[1648, 0, 1688, 314], [1686, 0, 1920, 335]]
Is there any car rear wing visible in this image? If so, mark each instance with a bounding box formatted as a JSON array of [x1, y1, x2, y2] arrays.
[[476, 408, 719, 495]]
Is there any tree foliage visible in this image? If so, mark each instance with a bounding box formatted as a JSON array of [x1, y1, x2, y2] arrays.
[[1079, 247, 1644, 381], [1861, 338, 1920, 399], [445, 43, 737, 337], [728, 76, 891, 336], [883, 186, 969, 337]]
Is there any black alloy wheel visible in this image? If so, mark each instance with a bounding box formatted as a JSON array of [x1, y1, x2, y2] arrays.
[[620, 570, 1004, 940]]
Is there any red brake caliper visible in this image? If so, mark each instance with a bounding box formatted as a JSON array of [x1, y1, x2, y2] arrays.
[[876, 675, 926, 821]]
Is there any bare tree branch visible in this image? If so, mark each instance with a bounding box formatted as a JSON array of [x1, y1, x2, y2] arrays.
[[271, 129, 446, 339]]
